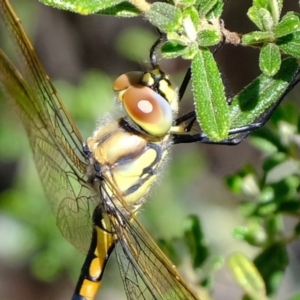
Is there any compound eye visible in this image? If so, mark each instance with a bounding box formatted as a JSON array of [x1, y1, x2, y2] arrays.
[[114, 72, 144, 92], [123, 85, 173, 137]]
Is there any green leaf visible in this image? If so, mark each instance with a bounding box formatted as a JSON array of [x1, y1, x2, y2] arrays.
[[180, 0, 196, 7], [254, 243, 288, 295], [277, 200, 300, 213], [166, 32, 189, 46], [242, 31, 274, 45], [270, 101, 299, 124], [197, 29, 221, 47], [278, 31, 300, 58], [247, 6, 265, 30], [183, 215, 209, 268], [182, 7, 199, 30], [253, 0, 269, 9], [228, 253, 267, 300], [250, 0, 282, 27], [226, 164, 258, 196], [195, 0, 223, 19], [196, 0, 217, 17], [262, 152, 287, 173], [229, 58, 299, 129], [144, 2, 182, 33], [250, 134, 279, 154], [257, 201, 277, 217], [259, 43, 281, 76], [41, 0, 127, 14], [260, 7, 274, 31], [97, 2, 140, 17], [269, 0, 283, 25], [207, 0, 223, 19], [182, 15, 198, 43], [226, 174, 244, 194], [181, 44, 199, 59], [233, 222, 266, 246], [191, 49, 230, 141], [161, 42, 188, 59], [274, 12, 300, 38]]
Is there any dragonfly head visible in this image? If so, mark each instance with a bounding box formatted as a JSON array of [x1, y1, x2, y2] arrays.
[[114, 68, 178, 137]]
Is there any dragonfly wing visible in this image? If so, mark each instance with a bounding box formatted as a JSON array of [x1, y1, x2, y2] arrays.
[[0, 0, 97, 253], [99, 178, 199, 300], [110, 214, 199, 300]]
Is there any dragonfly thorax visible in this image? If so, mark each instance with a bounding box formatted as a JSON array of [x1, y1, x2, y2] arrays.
[[87, 117, 171, 214]]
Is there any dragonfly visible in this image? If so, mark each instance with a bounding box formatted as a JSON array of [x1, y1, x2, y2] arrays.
[[1, 0, 300, 299]]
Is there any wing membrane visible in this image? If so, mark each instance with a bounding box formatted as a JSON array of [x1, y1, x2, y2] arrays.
[[0, 0, 96, 253], [101, 179, 199, 300], [111, 212, 199, 300]]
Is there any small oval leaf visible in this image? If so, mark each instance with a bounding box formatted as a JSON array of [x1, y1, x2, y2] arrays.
[[260, 8, 274, 31], [182, 7, 199, 30], [247, 6, 264, 30], [259, 43, 281, 76], [161, 42, 188, 59], [144, 2, 182, 33], [242, 31, 273, 45], [196, 0, 218, 17], [278, 31, 300, 58], [183, 215, 209, 268], [41, 0, 131, 14], [98, 2, 140, 17], [229, 253, 267, 300], [197, 29, 221, 47], [191, 49, 230, 141], [254, 243, 288, 295], [274, 12, 300, 38], [269, 0, 283, 25]]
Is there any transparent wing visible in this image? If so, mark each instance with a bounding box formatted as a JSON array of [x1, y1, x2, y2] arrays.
[[111, 213, 199, 299], [0, 0, 97, 253], [101, 181, 199, 300]]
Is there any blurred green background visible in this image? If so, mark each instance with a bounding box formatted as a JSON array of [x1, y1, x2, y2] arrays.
[[0, 1, 300, 299]]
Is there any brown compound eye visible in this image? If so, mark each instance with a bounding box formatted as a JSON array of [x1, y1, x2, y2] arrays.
[[122, 85, 173, 137], [114, 72, 144, 92]]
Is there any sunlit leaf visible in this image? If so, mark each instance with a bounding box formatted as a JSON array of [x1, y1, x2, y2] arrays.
[[191, 48, 229, 141], [259, 43, 281, 76], [229, 252, 267, 300], [144, 2, 182, 32], [229, 58, 299, 129]]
